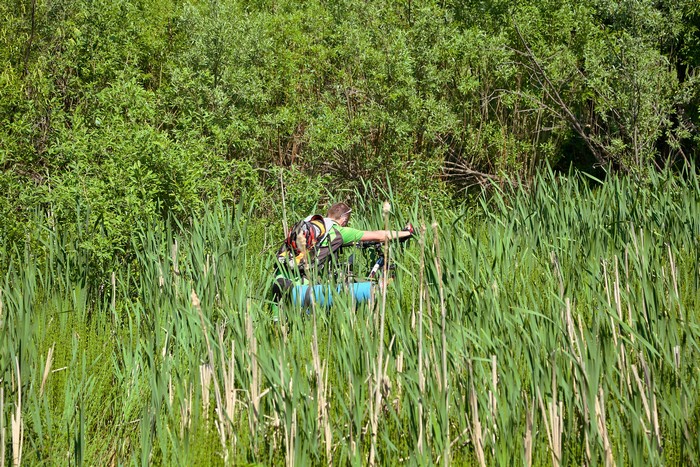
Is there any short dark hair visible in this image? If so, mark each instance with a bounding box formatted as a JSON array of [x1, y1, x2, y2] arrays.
[[327, 202, 351, 220]]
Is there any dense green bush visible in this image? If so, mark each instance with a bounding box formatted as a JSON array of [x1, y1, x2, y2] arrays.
[[1, 0, 699, 259]]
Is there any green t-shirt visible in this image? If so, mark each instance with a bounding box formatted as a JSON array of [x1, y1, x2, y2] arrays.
[[334, 225, 364, 244]]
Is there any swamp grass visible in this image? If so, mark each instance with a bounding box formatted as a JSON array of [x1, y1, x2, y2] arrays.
[[1, 168, 699, 465]]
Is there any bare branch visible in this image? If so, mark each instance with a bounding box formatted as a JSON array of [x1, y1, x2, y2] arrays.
[[513, 22, 608, 166]]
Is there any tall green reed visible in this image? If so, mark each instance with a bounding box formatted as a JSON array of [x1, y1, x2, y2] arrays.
[[1, 169, 699, 465]]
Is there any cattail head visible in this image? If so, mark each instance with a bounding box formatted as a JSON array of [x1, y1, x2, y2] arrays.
[[190, 289, 201, 309]]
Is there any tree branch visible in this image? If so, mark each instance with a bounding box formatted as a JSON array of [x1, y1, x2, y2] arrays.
[[513, 22, 608, 167]]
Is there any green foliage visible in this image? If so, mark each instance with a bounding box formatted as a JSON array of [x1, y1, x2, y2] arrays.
[[2, 170, 699, 464], [1, 0, 700, 259]]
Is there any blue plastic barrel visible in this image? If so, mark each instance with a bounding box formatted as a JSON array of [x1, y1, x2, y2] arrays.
[[291, 282, 373, 308]]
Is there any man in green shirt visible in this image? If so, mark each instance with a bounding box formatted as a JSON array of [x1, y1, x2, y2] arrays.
[[270, 202, 413, 306]]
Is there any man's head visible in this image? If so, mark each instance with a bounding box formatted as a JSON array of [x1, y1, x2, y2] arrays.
[[327, 202, 352, 227]]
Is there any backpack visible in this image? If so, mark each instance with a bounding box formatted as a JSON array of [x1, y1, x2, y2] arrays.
[[276, 215, 344, 276]]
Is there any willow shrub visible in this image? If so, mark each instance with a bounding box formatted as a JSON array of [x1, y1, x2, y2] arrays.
[[3, 0, 699, 265]]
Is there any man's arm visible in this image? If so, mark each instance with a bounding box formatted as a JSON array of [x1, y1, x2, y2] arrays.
[[359, 230, 412, 242]]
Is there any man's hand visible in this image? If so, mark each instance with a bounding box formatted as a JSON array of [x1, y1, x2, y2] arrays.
[[398, 223, 414, 242]]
